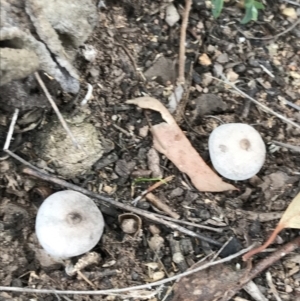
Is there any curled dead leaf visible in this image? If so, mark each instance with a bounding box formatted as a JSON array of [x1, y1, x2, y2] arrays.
[[243, 192, 300, 261], [126, 97, 236, 192]]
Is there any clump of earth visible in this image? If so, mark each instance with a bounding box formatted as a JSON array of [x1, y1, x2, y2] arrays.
[[34, 116, 103, 178]]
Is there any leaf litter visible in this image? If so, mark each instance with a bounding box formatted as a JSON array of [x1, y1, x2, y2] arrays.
[[126, 97, 236, 192], [243, 192, 300, 261]]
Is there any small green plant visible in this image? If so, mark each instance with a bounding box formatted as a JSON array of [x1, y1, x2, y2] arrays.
[[212, 0, 265, 24], [131, 177, 165, 186]]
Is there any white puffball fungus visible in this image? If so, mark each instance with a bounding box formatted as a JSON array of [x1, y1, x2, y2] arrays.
[[208, 123, 266, 181], [36, 190, 104, 260]]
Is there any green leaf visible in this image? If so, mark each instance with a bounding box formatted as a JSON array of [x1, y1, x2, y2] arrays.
[[241, 1, 259, 24], [244, 0, 254, 8], [253, 0, 265, 10], [212, 0, 224, 19]]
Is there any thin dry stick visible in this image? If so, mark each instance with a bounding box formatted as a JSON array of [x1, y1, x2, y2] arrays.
[[236, 18, 300, 41], [210, 237, 233, 262], [5, 150, 43, 173], [152, 213, 224, 233], [266, 271, 283, 301], [177, 0, 192, 84], [146, 192, 180, 219], [34, 72, 80, 149], [3, 108, 19, 151], [22, 167, 222, 247], [212, 75, 300, 130], [132, 175, 174, 205], [283, 0, 300, 6], [3, 109, 46, 173], [220, 236, 300, 301], [0, 244, 254, 295], [272, 140, 300, 153]]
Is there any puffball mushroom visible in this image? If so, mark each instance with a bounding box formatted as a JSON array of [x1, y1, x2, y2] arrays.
[[36, 190, 104, 260], [208, 123, 266, 181]]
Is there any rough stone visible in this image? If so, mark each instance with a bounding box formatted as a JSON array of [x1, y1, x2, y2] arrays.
[[0, 0, 97, 109]]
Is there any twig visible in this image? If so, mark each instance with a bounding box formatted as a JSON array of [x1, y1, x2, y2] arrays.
[[266, 271, 283, 301], [34, 72, 80, 149], [220, 236, 300, 301], [236, 18, 300, 40], [153, 212, 224, 233], [210, 237, 233, 262], [21, 167, 222, 247], [177, 0, 192, 84], [132, 175, 174, 205], [80, 83, 93, 106], [0, 244, 254, 295], [3, 108, 19, 151], [77, 270, 96, 289], [271, 140, 300, 153], [116, 42, 146, 82], [5, 150, 44, 173], [146, 192, 180, 219], [211, 75, 300, 130], [3, 109, 46, 172], [243, 281, 267, 301], [283, 0, 300, 7], [112, 124, 132, 137], [283, 99, 300, 111]]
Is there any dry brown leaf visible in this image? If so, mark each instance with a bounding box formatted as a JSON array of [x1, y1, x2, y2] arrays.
[[243, 192, 300, 261], [126, 97, 175, 125], [126, 97, 236, 192]]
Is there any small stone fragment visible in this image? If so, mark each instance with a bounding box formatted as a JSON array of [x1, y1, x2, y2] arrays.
[[216, 53, 229, 64], [198, 53, 212, 66], [165, 4, 180, 27], [144, 56, 176, 84], [82, 45, 97, 62], [169, 187, 184, 199], [201, 72, 213, 87], [148, 235, 164, 252], [191, 94, 228, 119], [139, 125, 149, 137], [226, 69, 239, 82], [282, 7, 297, 19], [103, 185, 115, 194], [147, 148, 163, 178], [115, 160, 136, 178]]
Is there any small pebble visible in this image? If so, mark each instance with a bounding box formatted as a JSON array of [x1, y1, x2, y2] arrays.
[[216, 53, 229, 64], [165, 4, 180, 27], [234, 64, 246, 73], [285, 284, 293, 293], [139, 125, 149, 138], [198, 53, 212, 66], [169, 187, 184, 199]]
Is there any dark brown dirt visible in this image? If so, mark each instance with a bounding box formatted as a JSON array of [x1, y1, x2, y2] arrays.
[[1, 0, 300, 300]]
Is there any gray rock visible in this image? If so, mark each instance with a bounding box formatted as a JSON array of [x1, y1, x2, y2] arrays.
[[0, 0, 97, 108], [191, 94, 228, 120], [144, 56, 176, 84]]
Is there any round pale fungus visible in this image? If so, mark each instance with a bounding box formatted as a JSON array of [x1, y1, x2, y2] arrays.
[[36, 190, 104, 259], [208, 123, 266, 181]]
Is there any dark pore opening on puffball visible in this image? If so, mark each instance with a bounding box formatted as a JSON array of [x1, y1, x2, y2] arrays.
[[239, 138, 251, 151], [66, 212, 83, 225]]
